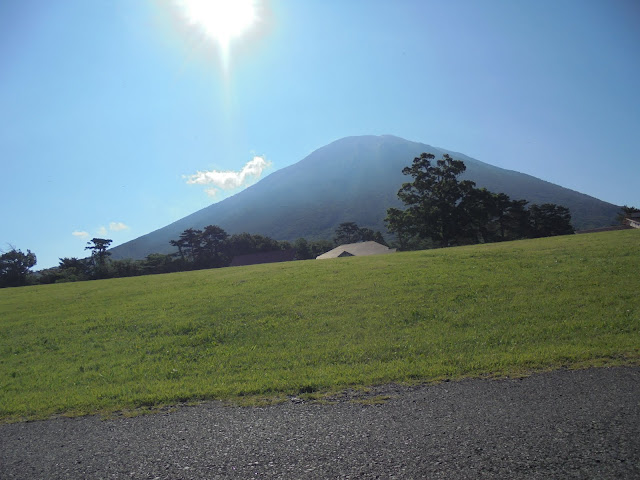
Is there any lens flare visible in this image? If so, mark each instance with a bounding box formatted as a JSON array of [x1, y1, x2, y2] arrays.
[[175, 0, 259, 71]]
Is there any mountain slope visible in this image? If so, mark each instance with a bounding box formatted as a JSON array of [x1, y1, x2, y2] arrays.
[[111, 135, 620, 260]]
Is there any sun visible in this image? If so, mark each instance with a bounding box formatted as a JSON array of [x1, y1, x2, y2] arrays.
[[175, 0, 259, 69]]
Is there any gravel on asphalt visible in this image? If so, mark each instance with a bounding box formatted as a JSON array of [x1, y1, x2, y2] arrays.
[[1, 366, 639, 479]]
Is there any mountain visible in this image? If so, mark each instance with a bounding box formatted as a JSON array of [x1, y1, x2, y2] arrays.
[[110, 135, 620, 260]]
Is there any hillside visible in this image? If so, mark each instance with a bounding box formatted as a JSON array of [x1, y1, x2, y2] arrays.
[[1, 230, 638, 421], [110, 135, 620, 260]]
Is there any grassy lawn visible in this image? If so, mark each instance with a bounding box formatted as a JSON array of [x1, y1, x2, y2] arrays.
[[1, 229, 638, 421]]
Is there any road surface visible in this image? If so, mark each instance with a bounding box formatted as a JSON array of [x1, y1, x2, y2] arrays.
[[1, 366, 638, 479]]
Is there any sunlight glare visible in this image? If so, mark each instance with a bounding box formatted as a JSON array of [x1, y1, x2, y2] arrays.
[[175, 0, 258, 70]]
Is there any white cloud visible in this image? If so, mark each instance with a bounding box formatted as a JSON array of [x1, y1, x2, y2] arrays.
[[72, 223, 128, 241], [184, 156, 271, 191], [109, 222, 129, 231], [205, 188, 218, 197]]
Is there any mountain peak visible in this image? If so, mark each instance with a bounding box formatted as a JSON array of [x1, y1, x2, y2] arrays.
[[110, 135, 620, 261]]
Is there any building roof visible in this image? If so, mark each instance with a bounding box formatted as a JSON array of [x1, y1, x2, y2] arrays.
[[230, 249, 297, 267], [316, 241, 396, 259]]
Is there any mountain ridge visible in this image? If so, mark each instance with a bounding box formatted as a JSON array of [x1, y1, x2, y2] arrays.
[[110, 135, 620, 260]]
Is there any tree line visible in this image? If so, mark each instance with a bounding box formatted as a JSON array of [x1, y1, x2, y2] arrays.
[[386, 153, 576, 249], [3, 153, 634, 288], [0, 230, 340, 287]]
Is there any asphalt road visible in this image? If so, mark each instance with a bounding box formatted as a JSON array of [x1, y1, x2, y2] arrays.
[[1, 366, 638, 479]]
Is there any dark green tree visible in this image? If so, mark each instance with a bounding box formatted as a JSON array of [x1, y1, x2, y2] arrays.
[[387, 154, 575, 249], [225, 233, 283, 259], [85, 238, 112, 266], [309, 239, 335, 258], [143, 253, 175, 274], [292, 238, 334, 259], [529, 204, 574, 237], [385, 207, 412, 250], [357, 227, 388, 246], [617, 205, 640, 224], [358, 227, 375, 241], [334, 222, 362, 245], [169, 238, 187, 262], [169, 229, 290, 269], [35, 267, 64, 285], [393, 153, 477, 247], [200, 225, 229, 267], [459, 187, 495, 244], [491, 192, 513, 240], [371, 230, 388, 246], [0, 248, 37, 288], [177, 228, 203, 263], [58, 257, 90, 281], [461, 190, 533, 243], [333, 222, 387, 246], [294, 238, 312, 260], [503, 199, 530, 239], [110, 259, 144, 278]]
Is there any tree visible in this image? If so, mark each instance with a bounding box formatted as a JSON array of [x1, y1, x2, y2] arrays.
[[392, 153, 477, 247], [371, 230, 388, 246], [334, 222, 362, 245], [386, 155, 574, 249], [85, 238, 112, 266], [458, 187, 495, 244], [460, 190, 529, 243], [308, 239, 335, 258], [169, 238, 187, 262], [287, 237, 335, 260], [528, 204, 574, 237], [0, 248, 37, 288], [35, 267, 65, 285], [504, 199, 530, 240], [294, 238, 312, 260], [200, 225, 229, 267], [333, 222, 387, 246], [491, 192, 513, 241], [85, 238, 113, 278], [357, 227, 388, 246], [617, 205, 640, 224], [143, 253, 175, 274], [58, 257, 90, 281], [177, 228, 202, 263], [385, 207, 412, 250], [169, 228, 290, 270], [110, 259, 144, 278], [225, 232, 283, 259]]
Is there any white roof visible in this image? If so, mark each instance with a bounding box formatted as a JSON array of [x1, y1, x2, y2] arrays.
[[316, 241, 396, 259]]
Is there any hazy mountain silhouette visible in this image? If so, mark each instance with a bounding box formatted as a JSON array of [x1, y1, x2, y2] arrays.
[[110, 135, 620, 260]]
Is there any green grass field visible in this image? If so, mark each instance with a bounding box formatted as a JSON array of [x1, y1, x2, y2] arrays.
[[1, 230, 638, 422]]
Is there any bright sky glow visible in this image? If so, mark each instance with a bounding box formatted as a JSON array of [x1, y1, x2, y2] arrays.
[[175, 0, 258, 70]]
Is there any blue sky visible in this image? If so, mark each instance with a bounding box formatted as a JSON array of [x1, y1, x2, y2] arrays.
[[1, 0, 639, 269]]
